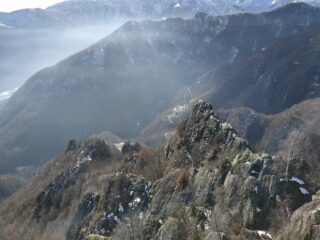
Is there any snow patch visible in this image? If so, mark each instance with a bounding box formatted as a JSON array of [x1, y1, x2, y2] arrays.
[[168, 104, 189, 124], [229, 47, 239, 62], [129, 197, 141, 209], [118, 203, 124, 213], [0, 87, 19, 102], [173, 3, 182, 8], [0, 22, 11, 28], [204, 223, 209, 230], [76, 150, 92, 168], [114, 142, 125, 151], [257, 230, 272, 239], [300, 187, 310, 195], [289, 177, 305, 185], [204, 209, 212, 230]]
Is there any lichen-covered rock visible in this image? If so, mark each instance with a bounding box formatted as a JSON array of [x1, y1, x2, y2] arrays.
[[121, 142, 141, 155], [153, 218, 180, 240], [311, 209, 320, 225], [87, 235, 112, 240], [204, 231, 229, 240], [166, 100, 250, 168], [77, 173, 151, 238], [67, 193, 100, 240], [86, 140, 112, 160], [280, 198, 320, 240], [33, 139, 113, 222], [148, 101, 314, 239], [66, 139, 82, 152]]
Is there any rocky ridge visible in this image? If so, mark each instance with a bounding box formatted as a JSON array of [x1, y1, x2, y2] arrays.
[[0, 100, 319, 239]]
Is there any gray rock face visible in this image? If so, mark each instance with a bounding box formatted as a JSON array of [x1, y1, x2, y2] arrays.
[[311, 209, 320, 225], [145, 101, 315, 239], [143, 101, 283, 238], [154, 218, 180, 240], [205, 231, 229, 240], [280, 198, 320, 240]]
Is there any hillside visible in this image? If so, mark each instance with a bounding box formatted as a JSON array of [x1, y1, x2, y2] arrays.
[[1, 3, 320, 172], [186, 28, 320, 114], [1, 101, 319, 239]]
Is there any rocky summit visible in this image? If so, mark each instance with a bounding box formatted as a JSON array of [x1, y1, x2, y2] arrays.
[[0, 100, 319, 240]]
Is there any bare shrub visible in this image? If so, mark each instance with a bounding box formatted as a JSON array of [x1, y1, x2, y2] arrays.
[[113, 218, 144, 240], [138, 148, 167, 182], [176, 169, 190, 189], [138, 148, 153, 169]]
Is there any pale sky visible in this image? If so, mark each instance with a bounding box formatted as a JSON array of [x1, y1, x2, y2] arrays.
[[0, 0, 65, 12]]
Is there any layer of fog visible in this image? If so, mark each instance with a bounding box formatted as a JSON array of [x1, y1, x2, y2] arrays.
[[0, 22, 124, 94]]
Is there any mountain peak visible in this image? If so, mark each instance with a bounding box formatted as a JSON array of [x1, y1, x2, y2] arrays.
[[165, 100, 251, 168]]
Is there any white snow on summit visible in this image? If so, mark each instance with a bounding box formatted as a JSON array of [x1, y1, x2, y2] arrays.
[[0, 87, 19, 102]]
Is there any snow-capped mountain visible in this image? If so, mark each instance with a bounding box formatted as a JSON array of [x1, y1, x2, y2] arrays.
[[45, 0, 241, 25], [232, 0, 320, 12], [48, 0, 320, 16], [1, 0, 319, 29], [46, 0, 239, 19], [45, 0, 320, 20]]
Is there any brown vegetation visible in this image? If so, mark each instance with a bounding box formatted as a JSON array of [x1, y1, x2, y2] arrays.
[[136, 148, 168, 182], [176, 169, 190, 189]]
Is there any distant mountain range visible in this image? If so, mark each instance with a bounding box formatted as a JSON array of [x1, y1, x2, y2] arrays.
[[0, 3, 320, 172], [0, 0, 319, 29]]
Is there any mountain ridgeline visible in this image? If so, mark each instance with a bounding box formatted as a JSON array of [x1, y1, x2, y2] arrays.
[[1, 0, 319, 29], [0, 100, 319, 240], [1, 3, 320, 172]]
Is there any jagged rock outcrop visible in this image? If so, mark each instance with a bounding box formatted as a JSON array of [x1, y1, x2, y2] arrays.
[[278, 191, 320, 240], [141, 100, 273, 239], [142, 100, 315, 239], [67, 173, 150, 239], [0, 100, 318, 240]]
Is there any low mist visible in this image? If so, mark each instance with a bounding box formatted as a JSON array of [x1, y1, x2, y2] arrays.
[[0, 23, 124, 93]]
